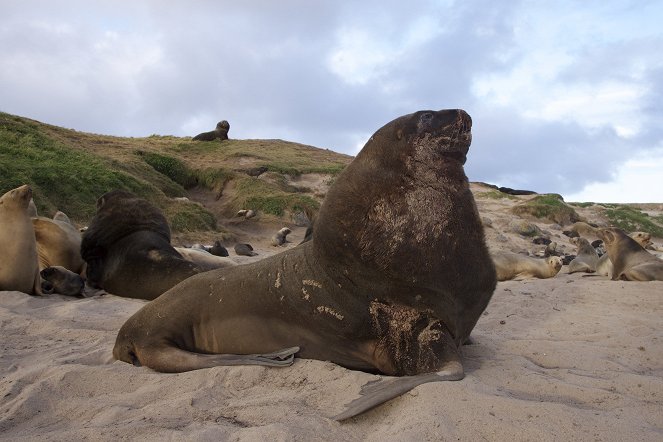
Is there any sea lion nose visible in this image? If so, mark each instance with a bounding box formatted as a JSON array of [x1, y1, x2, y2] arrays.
[[456, 110, 472, 132]]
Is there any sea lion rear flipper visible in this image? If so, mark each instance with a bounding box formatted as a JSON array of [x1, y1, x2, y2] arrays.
[[136, 345, 300, 372], [332, 360, 464, 421]]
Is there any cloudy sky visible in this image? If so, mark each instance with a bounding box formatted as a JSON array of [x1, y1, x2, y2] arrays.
[[2, 0, 662, 202]]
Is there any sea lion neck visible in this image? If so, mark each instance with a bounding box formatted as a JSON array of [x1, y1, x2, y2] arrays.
[[313, 109, 487, 294]]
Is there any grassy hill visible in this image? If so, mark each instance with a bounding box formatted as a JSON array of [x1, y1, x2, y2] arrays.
[[0, 112, 352, 236]]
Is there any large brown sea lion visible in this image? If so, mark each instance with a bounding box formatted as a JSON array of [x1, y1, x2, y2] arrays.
[[80, 190, 211, 300], [113, 109, 497, 420], [0, 185, 41, 295], [568, 237, 599, 273], [599, 227, 663, 281], [491, 252, 562, 281]]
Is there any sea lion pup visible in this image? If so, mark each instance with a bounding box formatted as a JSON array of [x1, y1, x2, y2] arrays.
[[568, 237, 599, 273], [192, 120, 230, 141], [598, 228, 663, 281], [32, 211, 85, 274], [208, 240, 229, 257], [234, 243, 258, 256], [491, 252, 562, 281], [113, 109, 496, 420], [40, 266, 85, 296], [0, 185, 42, 295], [271, 227, 292, 246], [80, 190, 210, 300]]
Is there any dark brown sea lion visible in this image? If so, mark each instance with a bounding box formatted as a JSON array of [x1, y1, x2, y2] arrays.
[[599, 227, 663, 281], [192, 120, 230, 141], [113, 109, 496, 420], [40, 266, 85, 296], [0, 185, 42, 295], [234, 243, 258, 256], [80, 190, 208, 300]]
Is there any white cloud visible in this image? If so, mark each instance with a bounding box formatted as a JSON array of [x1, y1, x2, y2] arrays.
[[564, 147, 663, 203]]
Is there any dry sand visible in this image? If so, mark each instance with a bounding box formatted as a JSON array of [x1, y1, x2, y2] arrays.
[[2, 183, 663, 440]]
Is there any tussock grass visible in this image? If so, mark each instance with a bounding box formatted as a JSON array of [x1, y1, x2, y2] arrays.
[[604, 206, 663, 237], [511, 194, 581, 225]]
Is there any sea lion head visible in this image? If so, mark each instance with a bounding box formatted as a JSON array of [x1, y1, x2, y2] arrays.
[[547, 256, 563, 272], [1, 184, 33, 213], [217, 120, 230, 130]]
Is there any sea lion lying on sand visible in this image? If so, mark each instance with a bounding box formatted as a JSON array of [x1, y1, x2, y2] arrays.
[[32, 211, 85, 274], [113, 109, 496, 420], [80, 190, 212, 300], [599, 228, 663, 281], [492, 252, 562, 281]]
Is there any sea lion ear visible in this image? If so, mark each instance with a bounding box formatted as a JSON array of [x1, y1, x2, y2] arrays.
[[96, 196, 106, 210]]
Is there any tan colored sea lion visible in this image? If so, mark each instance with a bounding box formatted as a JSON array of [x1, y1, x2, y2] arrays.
[[173, 247, 237, 270], [568, 237, 599, 273], [271, 227, 292, 246], [491, 252, 562, 281], [595, 231, 655, 278], [32, 211, 85, 274], [569, 222, 602, 241], [80, 190, 213, 300], [0, 185, 41, 295], [599, 227, 663, 281], [113, 109, 496, 420]]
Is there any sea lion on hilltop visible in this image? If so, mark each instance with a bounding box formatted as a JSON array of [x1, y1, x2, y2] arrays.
[[0, 185, 42, 295], [568, 237, 599, 273], [32, 211, 85, 274], [491, 252, 562, 281], [596, 230, 658, 279], [271, 227, 292, 246], [113, 109, 496, 420], [80, 190, 211, 300], [192, 120, 230, 141]]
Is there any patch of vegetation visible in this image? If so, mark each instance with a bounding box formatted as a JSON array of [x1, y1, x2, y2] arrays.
[[604, 206, 663, 237], [0, 114, 152, 220], [232, 177, 320, 216], [476, 190, 517, 200], [511, 193, 581, 225], [165, 202, 217, 232], [138, 151, 197, 188], [569, 202, 595, 208]]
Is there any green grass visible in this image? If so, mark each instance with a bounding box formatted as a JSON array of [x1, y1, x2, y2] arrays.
[[0, 114, 152, 220], [0, 111, 350, 232], [476, 190, 517, 200], [231, 177, 320, 216], [604, 206, 663, 237], [569, 201, 595, 208], [511, 193, 581, 225]]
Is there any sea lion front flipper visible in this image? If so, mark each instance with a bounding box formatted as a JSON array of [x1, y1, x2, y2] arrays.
[[332, 360, 464, 421], [135, 345, 300, 373]]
